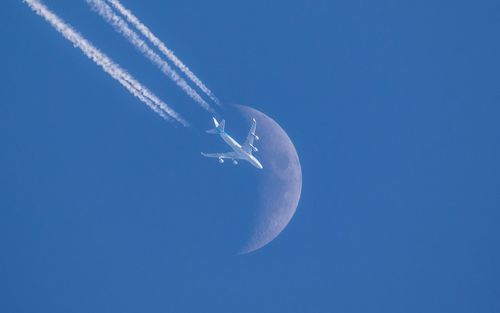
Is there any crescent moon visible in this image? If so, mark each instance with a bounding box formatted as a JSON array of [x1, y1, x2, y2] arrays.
[[235, 105, 303, 254]]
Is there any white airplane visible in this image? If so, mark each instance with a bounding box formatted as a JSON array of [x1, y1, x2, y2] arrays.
[[201, 117, 263, 169]]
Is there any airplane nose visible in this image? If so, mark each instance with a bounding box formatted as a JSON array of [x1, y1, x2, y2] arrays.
[[251, 156, 263, 169]]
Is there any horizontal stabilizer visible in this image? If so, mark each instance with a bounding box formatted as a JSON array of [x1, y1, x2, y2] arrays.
[[206, 117, 225, 134]]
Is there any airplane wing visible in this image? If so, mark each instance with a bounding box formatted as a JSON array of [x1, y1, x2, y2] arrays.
[[201, 151, 241, 159], [242, 118, 258, 154]]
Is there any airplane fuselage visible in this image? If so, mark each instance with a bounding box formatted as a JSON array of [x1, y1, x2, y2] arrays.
[[220, 132, 263, 169]]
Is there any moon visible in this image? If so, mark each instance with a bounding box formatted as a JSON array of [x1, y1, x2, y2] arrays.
[[234, 105, 303, 254]]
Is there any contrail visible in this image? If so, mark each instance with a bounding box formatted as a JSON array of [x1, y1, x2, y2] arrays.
[[106, 0, 222, 107], [23, 0, 188, 126], [88, 0, 217, 116]]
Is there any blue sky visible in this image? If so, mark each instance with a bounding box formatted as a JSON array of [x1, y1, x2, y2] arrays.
[[1, 0, 500, 312]]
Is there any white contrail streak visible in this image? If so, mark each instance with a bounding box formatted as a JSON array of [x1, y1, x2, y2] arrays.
[[88, 0, 217, 116], [106, 0, 222, 107], [24, 0, 189, 126]]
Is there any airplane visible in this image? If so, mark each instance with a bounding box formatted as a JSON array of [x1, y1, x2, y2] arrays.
[[201, 117, 263, 169]]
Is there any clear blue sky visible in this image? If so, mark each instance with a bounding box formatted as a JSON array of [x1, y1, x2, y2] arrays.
[[1, 0, 499, 312]]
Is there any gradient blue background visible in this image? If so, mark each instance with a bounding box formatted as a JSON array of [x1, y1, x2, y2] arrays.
[[1, 0, 500, 312]]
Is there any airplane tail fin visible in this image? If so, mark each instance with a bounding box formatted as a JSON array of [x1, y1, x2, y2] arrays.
[[206, 117, 225, 134]]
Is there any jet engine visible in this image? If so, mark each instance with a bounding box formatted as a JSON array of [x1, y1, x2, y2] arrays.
[[219, 158, 224, 164], [232, 160, 238, 165]]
